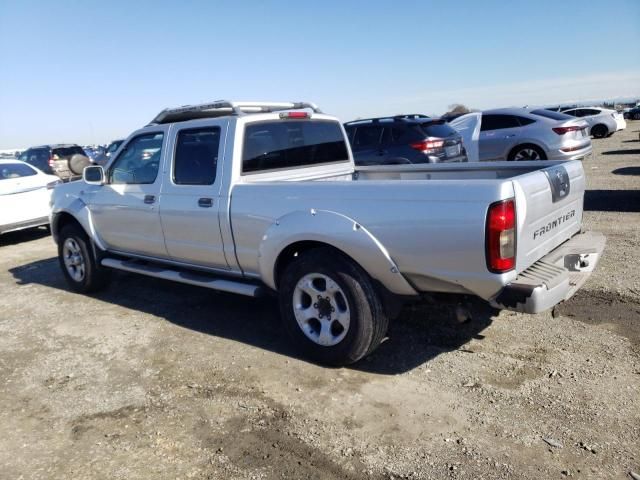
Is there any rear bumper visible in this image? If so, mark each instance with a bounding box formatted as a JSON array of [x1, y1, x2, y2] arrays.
[[490, 231, 606, 314]]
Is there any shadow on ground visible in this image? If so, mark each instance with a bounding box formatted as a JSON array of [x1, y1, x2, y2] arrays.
[[612, 166, 640, 176], [601, 149, 640, 156], [584, 190, 640, 212], [9, 257, 496, 375]]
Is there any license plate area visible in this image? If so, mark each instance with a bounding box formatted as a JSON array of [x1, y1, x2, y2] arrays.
[[445, 144, 460, 157]]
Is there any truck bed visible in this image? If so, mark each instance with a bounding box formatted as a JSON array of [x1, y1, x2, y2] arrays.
[[232, 160, 585, 301]]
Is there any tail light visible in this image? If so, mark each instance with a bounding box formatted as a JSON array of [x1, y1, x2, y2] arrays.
[[410, 139, 445, 153], [48, 156, 54, 167], [486, 199, 516, 273], [46, 180, 61, 190], [553, 126, 582, 135]]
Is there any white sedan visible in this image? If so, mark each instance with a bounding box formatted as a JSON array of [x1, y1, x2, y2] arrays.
[[0, 159, 60, 235]]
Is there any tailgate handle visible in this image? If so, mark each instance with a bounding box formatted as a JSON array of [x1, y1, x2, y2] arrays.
[[544, 166, 571, 203], [198, 197, 213, 208]]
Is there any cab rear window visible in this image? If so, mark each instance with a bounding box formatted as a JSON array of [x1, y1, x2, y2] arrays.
[[242, 120, 349, 174]]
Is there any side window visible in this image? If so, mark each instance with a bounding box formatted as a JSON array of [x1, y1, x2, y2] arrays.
[[382, 127, 405, 143], [109, 132, 163, 185], [584, 109, 600, 116], [173, 127, 220, 185], [353, 125, 383, 147], [515, 116, 536, 126], [480, 115, 520, 131], [563, 109, 578, 117]]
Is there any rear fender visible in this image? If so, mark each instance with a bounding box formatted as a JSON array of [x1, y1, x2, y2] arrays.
[[258, 209, 417, 296]]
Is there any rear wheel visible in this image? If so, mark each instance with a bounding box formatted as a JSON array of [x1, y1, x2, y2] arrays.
[[634, 113, 640, 120], [278, 248, 388, 366], [58, 225, 110, 293], [591, 124, 608, 138], [508, 144, 547, 161]]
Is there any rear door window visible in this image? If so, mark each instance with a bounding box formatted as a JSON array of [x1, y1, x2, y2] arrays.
[[173, 127, 220, 185], [352, 125, 384, 148], [515, 116, 536, 126], [25, 148, 50, 171], [480, 115, 521, 131], [242, 120, 348, 174]]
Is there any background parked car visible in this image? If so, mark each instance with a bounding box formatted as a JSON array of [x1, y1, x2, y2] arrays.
[[0, 160, 60, 235], [94, 139, 124, 166], [623, 106, 640, 120], [18, 144, 91, 180], [476, 108, 591, 161], [560, 107, 624, 138], [344, 115, 467, 165], [82, 145, 106, 162]]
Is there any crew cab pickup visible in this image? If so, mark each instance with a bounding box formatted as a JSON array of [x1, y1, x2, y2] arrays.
[[50, 100, 605, 365]]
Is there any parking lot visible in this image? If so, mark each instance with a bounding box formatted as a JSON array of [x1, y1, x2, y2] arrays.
[[1, 126, 638, 479]]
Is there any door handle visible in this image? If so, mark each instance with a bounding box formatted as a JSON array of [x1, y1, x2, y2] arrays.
[[377, 149, 387, 156], [198, 197, 213, 208], [505, 134, 517, 138], [144, 195, 155, 204]]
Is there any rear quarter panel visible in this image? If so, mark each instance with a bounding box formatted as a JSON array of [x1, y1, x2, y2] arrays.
[[230, 180, 516, 299]]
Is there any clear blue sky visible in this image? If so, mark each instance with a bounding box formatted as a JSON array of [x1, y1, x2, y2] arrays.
[[1, 0, 639, 149]]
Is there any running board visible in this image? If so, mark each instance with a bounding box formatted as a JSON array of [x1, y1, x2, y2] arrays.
[[101, 258, 264, 297]]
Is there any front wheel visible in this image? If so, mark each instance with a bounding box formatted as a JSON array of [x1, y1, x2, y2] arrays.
[[278, 248, 388, 366], [58, 225, 110, 293]]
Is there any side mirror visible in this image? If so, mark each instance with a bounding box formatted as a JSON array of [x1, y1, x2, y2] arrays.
[[83, 165, 105, 185]]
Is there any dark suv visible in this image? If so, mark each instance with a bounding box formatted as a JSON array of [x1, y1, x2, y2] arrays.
[[344, 115, 467, 165], [18, 144, 90, 180]]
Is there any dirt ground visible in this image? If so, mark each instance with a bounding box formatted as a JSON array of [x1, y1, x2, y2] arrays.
[[1, 126, 638, 480]]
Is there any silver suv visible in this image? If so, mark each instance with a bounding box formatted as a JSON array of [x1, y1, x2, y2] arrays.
[[478, 108, 591, 161]]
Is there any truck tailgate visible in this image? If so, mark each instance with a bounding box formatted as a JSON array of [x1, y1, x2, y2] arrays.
[[513, 161, 585, 273]]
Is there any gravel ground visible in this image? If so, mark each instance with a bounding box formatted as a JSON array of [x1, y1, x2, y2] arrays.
[[1, 126, 638, 480]]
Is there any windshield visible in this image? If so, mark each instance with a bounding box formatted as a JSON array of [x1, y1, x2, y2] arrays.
[[0, 162, 38, 180]]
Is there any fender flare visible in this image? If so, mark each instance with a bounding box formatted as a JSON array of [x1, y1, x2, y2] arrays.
[[257, 209, 417, 296], [51, 199, 108, 251]]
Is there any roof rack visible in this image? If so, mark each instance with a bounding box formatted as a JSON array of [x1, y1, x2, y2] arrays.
[[344, 114, 430, 125], [149, 100, 323, 125]]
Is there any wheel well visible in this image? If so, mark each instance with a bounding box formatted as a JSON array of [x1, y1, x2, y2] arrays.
[[273, 241, 347, 289], [507, 143, 547, 160], [52, 212, 85, 242]]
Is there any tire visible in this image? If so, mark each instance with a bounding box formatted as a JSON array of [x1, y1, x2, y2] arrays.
[[68, 154, 92, 175], [634, 113, 640, 121], [591, 124, 608, 139], [58, 224, 110, 293], [508, 144, 547, 161], [278, 248, 388, 366]]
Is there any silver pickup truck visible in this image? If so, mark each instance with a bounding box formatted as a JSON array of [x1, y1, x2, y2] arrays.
[[50, 100, 605, 365]]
